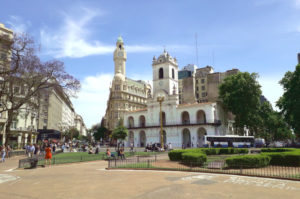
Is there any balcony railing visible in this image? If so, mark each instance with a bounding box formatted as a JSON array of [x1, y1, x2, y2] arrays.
[[127, 120, 221, 129]]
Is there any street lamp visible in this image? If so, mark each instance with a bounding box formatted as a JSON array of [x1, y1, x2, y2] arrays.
[[157, 95, 165, 149]]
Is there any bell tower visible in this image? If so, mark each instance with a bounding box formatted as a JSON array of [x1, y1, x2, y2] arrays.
[[152, 50, 179, 96], [113, 36, 127, 78]]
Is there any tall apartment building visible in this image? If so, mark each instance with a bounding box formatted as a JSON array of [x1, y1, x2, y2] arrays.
[[178, 65, 239, 104], [195, 66, 214, 102], [38, 86, 75, 133], [75, 114, 87, 136], [102, 37, 151, 131], [206, 69, 239, 102]]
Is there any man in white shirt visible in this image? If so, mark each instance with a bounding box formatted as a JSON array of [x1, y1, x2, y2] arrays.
[[30, 144, 35, 158]]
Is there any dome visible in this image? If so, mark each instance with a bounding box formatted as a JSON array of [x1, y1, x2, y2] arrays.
[[117, 36, 123, 43]]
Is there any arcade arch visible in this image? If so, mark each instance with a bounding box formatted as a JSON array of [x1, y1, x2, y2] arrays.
[[196, 110, 206, 124], [182, 128, 191, 148], [197, 127, 207, 147], [181, 111, 190, 124]]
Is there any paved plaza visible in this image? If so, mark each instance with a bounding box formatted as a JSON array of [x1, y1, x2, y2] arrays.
[[0, 157, 299, 199]]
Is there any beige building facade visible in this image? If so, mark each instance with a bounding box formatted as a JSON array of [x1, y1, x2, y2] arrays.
[[0, 23, 13, 145], [38, 86, 77, 133], [102, 37, 151, 131], [75, 114, 87, 136]]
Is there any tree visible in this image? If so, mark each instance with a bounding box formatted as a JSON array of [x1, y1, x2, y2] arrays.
[[219, 72, 262, 134], [111, 120, 128, 149], [277, 64, 300, 137], [93, 126, 108, 141], [256, 102, 293, 142], [0, 33, 80, 145], [62, 128, 79, 141]]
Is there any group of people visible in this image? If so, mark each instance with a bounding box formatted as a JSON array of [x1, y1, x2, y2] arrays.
[[25, 143, 57, 157], [106, 148, 125, 159], [0, 145, 11, 163], [145, 142, 173, 152]]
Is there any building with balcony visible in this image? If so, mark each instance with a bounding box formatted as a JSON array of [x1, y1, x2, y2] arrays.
[[124, 50, 229, 148]]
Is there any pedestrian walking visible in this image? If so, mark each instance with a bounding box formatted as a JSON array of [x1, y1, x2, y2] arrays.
[[30, 144, 35, 157], [1, 145, 6, 163], [44, 144, 52, 166], [130, 143, 134, 152]]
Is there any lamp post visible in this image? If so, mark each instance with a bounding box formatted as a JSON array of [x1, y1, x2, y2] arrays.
[[157, 95, 165, 149]]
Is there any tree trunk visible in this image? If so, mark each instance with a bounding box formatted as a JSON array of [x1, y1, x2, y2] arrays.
[[5, 109, 14, 146]]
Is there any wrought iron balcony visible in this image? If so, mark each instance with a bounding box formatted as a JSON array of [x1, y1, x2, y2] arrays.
[[127, 120, 221, 129]]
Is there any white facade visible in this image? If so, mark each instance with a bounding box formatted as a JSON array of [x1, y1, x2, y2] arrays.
[[62, 102, 75, 128], [9, 103, 39, 148], [124, 51, 225, 148], [75, 114, 87, 136]]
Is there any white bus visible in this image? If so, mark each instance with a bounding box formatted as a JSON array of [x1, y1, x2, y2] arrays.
[[204, 135, 255, 148]]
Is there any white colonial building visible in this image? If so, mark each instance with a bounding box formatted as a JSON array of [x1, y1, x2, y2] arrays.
[[124, 50, 227, 148]]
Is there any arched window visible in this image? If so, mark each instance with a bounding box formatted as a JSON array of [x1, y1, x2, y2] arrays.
[[128, 117, 134, 128], [196, 110, 206, 124], [139, 115, 146, 127], [181, 111, 190, 124], [172, 68, 175, 79], [159, 68, 164, 79]]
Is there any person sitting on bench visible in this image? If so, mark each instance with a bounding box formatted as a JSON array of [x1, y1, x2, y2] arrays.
[[106, 149, 115, 158]]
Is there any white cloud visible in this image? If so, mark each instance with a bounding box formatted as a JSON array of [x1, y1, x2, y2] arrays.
[[258, 76, 283, 110], [39, 8, 156, 58], [6, 15, 31, 33], [72, 73, 113, 128], [40, 7, 189, 58]]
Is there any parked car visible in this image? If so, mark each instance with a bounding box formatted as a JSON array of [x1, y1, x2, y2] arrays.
[[254, 138, 266, 148]]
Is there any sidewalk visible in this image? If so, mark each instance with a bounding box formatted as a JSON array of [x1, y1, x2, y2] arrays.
[[0, 156, 25, 172]]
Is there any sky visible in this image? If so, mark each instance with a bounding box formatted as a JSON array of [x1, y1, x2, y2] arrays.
[[1, 0, 300, 128]]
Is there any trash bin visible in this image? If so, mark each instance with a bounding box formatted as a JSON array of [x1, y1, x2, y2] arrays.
[[29, 158, 38, 169]]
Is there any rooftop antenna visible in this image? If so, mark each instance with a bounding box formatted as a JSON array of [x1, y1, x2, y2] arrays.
[[212, 51, 215, 66], [195, 33, 199, 67]]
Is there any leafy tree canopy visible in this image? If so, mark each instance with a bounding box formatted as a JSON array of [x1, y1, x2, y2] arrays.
[[93, 126, 108, 141], [219, 72, 262, 133], [277, 64, 300, 137], [112, 120, 128, 141]]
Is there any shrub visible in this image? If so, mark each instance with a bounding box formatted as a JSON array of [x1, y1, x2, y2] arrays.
[[201, 148, 220, 155], [263, 152, 300, 167], [182, 152, 207, 166], [261, 148, 294, 153], [168, 150, 186, 161], [225, 155, 270, 168], [237, 148, 249, 154], [219, 148, 232, 154]]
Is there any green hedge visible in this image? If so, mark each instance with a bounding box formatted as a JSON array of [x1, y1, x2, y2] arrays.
[[182, 152, 207, 166], [263, 152, 300, 167], [261, 148, 294, 153], [260, 148, 300, 166], [168, 150, 187, 161], [168, 148, 248, 162], [226, 155, 271, 168]]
